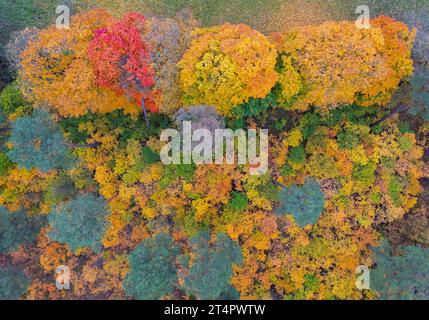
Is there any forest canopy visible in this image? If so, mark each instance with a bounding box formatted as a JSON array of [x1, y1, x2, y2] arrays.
[[0, 0, 428, 301]]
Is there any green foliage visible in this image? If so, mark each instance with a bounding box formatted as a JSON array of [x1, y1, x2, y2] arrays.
[[337, 128, 360, 150], [0, 152, 14, 176], [228, 93, 273, 129], [107, 112, 171, 145], [230, 93, 277, 119], [221, 192, 249, 225], [352, 162, 377, 190], [388, 176, 403, 206], [398, 135, 413, 152], [48, 194, 109, 252], [160, 163, 195, 189], [380, 156, 395, 169], [372, 240, 429, 300], [281, 163, 295, 177], [303, 273, 320, 292], [258, 107, 291, 135], [7, 109, 75, 172], [140, 147, 160, 165], [59, 114, 95, 144], [298, 112, 321, 140], [45, 174, 77, 205], [0, 82, 32, 116], [180, 209, 210, 237], [370, 191, 382, 205], [305, 128, 328, 152], [123, 233, 179, 300], [180, 231, 242, 300], [0, 265, 30, 300], [226, 192, 248, 213], [288, 146, 306, 165], [276, 178, 325, 227], [324, 105, 381, 128], [286, 273, 320, 300], [0, 206, 46, 253], [130, 145, 161, 173], [397, 121, 413, 134], [258, 179, 280, 202], [60, 111, 172, 146], [227, 93, 291, 132]]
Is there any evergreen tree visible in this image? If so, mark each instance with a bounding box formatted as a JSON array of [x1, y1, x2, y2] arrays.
[[48, 194, 108, 252], [276, 178, 325, 227], [123, 233, 179, 300], [0, 206, 46, 253], [180, 232, 242, 300], [372, 240, 429, 300], [0, 265, 30, 300], [7, 109, 75, 172]]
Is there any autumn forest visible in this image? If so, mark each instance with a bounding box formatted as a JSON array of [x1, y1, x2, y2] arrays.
[[0, 0, 428, 301]]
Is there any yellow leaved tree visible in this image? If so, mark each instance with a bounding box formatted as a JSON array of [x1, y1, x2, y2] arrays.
[[178, 23, 278, 116]]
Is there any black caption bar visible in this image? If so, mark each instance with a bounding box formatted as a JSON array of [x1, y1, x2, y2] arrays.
[[0, 300, 425, 319]]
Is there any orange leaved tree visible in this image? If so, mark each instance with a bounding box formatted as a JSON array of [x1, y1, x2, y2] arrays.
[[20, 9, 139, 117], [272, 17, 415, 112]]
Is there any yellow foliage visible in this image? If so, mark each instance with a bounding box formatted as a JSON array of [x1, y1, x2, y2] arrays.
[[103, 254, 130, 279], [276, 55, 303, 103], [0, 167, 54, 212], [142, 207, 157, 219], [287, 129, 303, 147], [348, 145, 369, 166], [139, 163, 163, 185], [192, 198, 214, 222], [178, 24, 278, 115]]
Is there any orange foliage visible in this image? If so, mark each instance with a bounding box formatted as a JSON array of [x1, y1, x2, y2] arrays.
[[272, 17, 415, 111], [20, 10, 139, 117]]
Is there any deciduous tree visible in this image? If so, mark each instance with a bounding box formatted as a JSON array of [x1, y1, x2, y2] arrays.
[[178, 24, 278, 116], [88, 13, 156, 120], [20, 9, 139, 117], [276, 178, 325, 227], [272, 18, 415, 112]]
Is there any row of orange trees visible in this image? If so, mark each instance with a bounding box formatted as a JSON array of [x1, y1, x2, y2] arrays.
[[19, 10, 415, 118]]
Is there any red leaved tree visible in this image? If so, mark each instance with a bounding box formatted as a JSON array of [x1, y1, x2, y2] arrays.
[[88, 13, 156, 124]]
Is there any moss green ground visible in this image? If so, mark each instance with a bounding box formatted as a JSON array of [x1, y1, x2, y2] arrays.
[[76, 0, 428, 33]]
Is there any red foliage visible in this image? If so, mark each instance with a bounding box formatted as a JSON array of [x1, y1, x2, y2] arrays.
[[88, 13, 157, 112]]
